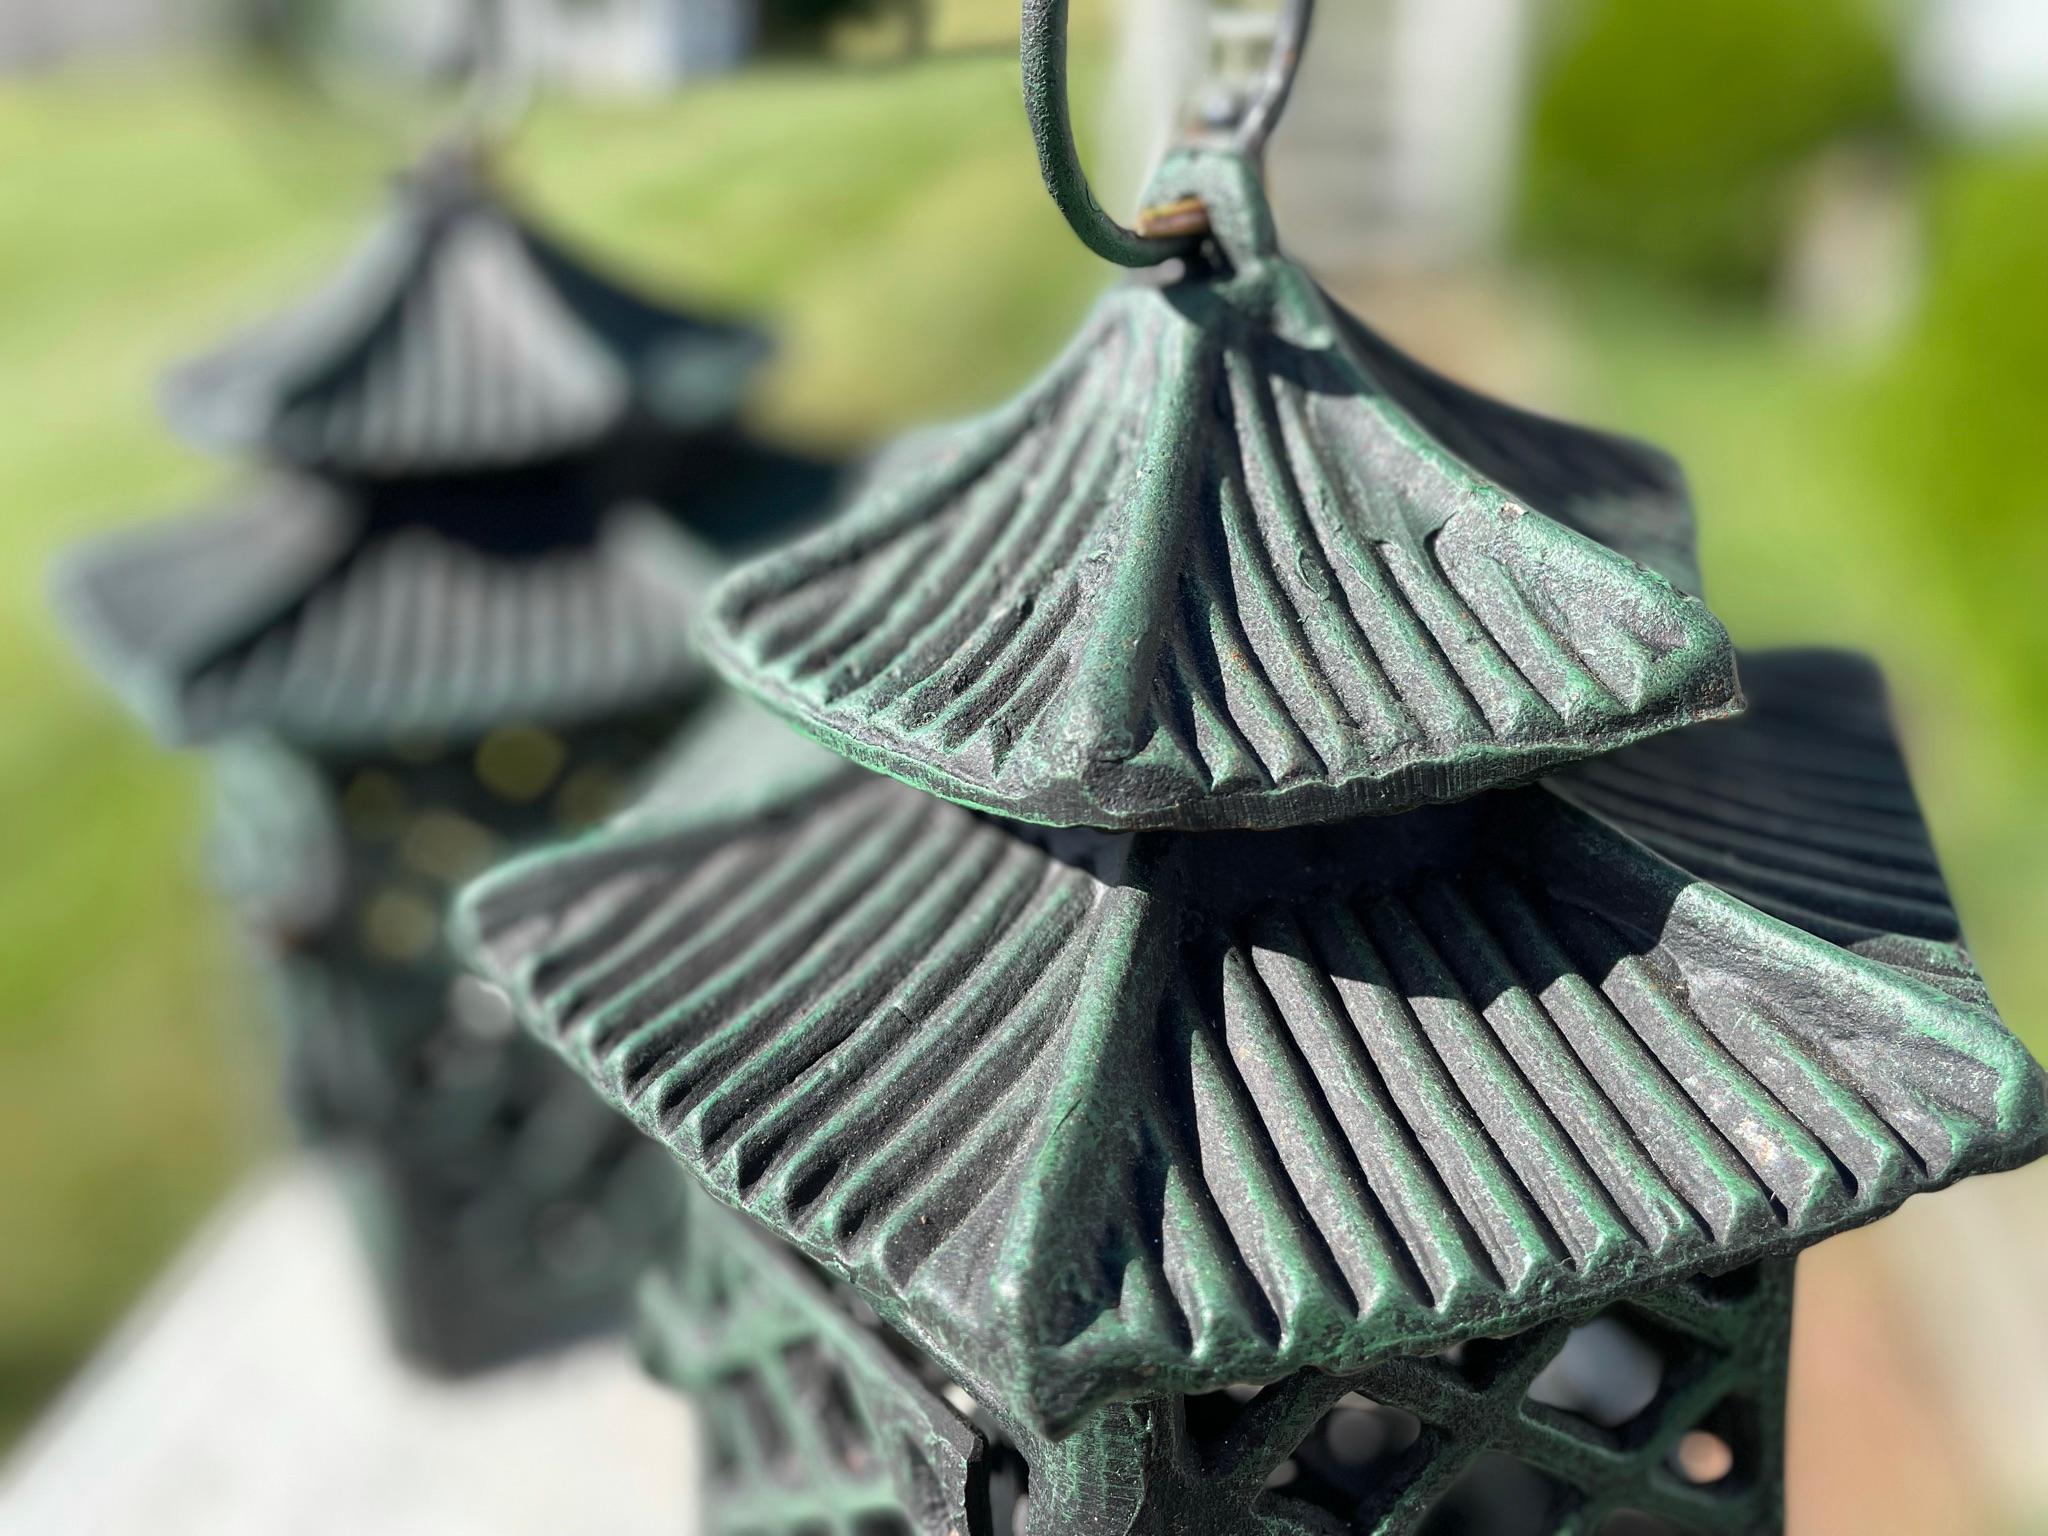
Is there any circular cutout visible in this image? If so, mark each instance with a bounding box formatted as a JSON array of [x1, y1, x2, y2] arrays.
[[1673, 1429, 1735, 1484]]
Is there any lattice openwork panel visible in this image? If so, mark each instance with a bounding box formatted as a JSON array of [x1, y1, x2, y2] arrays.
[[640, 1188, 992, 1536], [205, 705, 678, 1129], [1157, 1262, 1792, 1536], [636, 1182, 1785, 1536]]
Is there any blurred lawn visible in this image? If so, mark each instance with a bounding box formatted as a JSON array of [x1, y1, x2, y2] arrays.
[[3, 8, 2045, 1459], [0, 22, 1107, 1447]]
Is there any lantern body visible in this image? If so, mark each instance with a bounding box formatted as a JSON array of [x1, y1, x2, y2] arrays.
[[642, 1182, 1791, 1533], [212, 706, 683, 1365]]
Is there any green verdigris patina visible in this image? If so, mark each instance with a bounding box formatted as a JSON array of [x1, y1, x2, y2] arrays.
[[703, 149, 1732, 833], [451, 8, 2048, 1529], [453, 153, 2048, 1536]]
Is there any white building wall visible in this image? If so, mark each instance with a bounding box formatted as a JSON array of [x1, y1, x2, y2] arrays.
[[1115, 0, 1539, 277], [334, 0, 754, 98], [516, 0, 753, 94], [0, 0, 207, 72], [1911, 0, 2048, 137]]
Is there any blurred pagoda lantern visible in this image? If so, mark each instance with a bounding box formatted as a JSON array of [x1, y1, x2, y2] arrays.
[[455, 2, 2048, 1528], [52, 134, 833, 1371]]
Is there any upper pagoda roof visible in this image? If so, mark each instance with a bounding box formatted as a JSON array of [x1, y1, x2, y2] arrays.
[[162, 143, 771, 479], [55, 477, 717, 749], [455, 648, 2047, 1438], [703, 150, 1733, 833]]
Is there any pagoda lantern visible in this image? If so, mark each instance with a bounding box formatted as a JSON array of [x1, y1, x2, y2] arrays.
[[55, 139, 823, 1371], [454, 3, 2047, 1529]]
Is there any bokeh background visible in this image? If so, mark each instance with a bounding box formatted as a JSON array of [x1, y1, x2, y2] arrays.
[[2, 0, 2045, 1528]]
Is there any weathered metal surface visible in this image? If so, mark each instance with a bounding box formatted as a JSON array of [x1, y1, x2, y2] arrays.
[[1023, 0, 1316, 266], [639, 1185, 1791, 1535], [162, 142, 771, 478], [436, 5, 2048, 1521], [203, 738, 346, 941], [55, 479, 717, 748], [444, 112, 2048, 1536], [1552, 649, 1979, 996], [441, 99, 2047, 1529], [704, 150, 1732, 833], [1010, 1263, 1794, 1535], [641, 1183, 990, 1535], [195, 705, 694, 1368], [455, 646, 2047, 1439]]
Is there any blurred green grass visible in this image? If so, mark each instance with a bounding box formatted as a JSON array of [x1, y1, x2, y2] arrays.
[[0, 34, 1106, 1446], [3, 16, 2045, 1457]]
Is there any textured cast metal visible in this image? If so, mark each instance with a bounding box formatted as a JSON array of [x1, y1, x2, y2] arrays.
[[641, 1182, 990, 1535], [1012, 1263, 1794, 1535], [456, 647, 2048, 1436], [640, 1185, 1791, 1535], [1021, 0, 1314, 266], [704, 151, 1733, 833], [162, 143, 771, 478], [449, 123, 2043, 1530], [202, 707, 696, 1368], [50, 141, 815, 1368], [59, 475, 720, 753], [56, 477, 718, 748]]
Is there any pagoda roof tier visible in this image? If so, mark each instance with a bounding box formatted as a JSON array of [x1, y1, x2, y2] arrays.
[[56, 477, 717, 749], [162, 144, 770, 480], [703, 150, 1734, 833], [455, 649, 2047, 1438]]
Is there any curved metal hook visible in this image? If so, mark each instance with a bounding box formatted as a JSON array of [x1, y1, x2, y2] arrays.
[[1230, 0, 1315, 163], [1021, 0, 1315, 267]]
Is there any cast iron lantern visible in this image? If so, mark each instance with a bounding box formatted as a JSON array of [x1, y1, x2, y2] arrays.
[[454, 4, 2048, 1529], [54, 138, 822, 1371]]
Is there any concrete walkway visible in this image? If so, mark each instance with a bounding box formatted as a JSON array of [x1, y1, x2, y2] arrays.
[[0, 1160, 697, 1536]]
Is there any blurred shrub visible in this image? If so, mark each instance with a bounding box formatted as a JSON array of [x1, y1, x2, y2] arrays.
[[760, 0, 929, 54], [1523, 0, 1905, 292], [1861, 149, 2048, 749]]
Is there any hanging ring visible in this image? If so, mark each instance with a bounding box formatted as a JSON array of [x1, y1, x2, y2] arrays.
[[1020, 0, 1315, 267]]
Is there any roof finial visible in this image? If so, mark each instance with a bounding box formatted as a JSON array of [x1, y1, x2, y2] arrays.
[[452, 0, 532, 159]]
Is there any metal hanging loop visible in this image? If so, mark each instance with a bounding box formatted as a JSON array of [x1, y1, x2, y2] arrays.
[[1020, 0, 1315, 267]]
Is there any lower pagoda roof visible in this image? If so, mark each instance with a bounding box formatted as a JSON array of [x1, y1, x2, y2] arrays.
[[454, 649, 2047, 1439], [55, 477, 716, 749]]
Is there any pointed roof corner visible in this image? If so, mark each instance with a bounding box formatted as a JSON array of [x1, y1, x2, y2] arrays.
[[161, 142, 771, 479], [704, 151, 1736, 833], [452, 645, 2047, 1439]]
